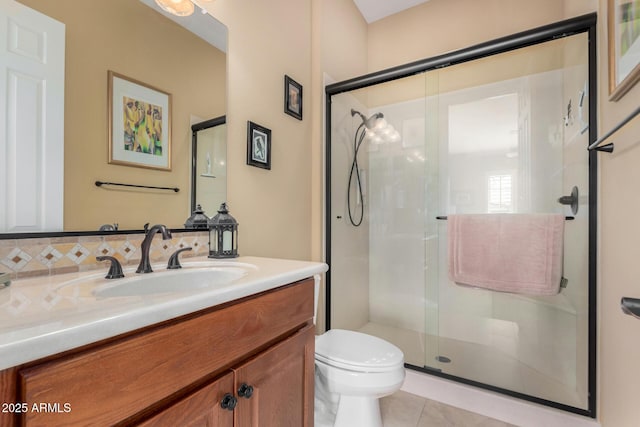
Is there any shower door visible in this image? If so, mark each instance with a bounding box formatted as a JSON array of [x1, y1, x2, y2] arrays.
[[429, 32, 590, 410], [326, 15, 595, 416], [329, 71, 442, 371]]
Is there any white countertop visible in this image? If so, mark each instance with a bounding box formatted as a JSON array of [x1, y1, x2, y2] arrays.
[[0, 256, 328, 371]]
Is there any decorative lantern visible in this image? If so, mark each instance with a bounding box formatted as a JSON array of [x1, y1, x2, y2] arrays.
[[184, 204, 210, 229], [208, 202, 239, 258]]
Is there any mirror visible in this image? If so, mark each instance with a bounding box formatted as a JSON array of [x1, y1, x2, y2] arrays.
[[191, 116, 226, 216], [2, 0, 227, 236]]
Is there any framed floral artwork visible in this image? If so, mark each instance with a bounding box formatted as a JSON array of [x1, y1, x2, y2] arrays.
[[108, 71, 172, 170]]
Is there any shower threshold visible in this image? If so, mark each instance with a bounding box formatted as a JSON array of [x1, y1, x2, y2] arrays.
[[358, 321, 583, 410]]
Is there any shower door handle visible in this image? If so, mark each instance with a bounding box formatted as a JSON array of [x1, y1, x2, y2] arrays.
[[557, 186, 579, 215]]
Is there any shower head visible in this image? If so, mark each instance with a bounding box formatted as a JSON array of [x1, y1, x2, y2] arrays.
[[350, 108, 400, 145], [351, 108, 385, 130]]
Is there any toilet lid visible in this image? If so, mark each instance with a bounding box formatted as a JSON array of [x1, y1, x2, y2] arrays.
[[315, 329, 404, 372]]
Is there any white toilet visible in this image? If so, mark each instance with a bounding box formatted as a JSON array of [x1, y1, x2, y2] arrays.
[[314, 329, 405, 426]]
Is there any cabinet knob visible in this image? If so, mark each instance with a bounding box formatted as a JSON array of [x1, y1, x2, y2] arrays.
[[220, 393, 237, 411], [238, 383, 254, 399]]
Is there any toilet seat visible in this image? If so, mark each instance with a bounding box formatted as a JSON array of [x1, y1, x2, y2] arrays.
[[315, 329, 404, 373]]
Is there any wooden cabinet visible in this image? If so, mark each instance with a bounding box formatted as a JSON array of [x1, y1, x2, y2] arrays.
[[142, 325, 314, 427], [0, 278, 315, 427]]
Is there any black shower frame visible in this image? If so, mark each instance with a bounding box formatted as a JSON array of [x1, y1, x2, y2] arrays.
[[324, 13, 598, 418], [191, 115, 226, 213]]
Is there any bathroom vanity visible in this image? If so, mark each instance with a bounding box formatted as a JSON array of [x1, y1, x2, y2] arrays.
[[0, 257, 326, 426]]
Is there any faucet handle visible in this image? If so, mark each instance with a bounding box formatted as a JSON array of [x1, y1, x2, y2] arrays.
[[96, 256, 125, 279], [167, 247, 193, 269], [0, 272, 11, 288]]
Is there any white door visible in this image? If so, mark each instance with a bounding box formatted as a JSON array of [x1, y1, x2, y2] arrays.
[[0, 0, 64, 232]]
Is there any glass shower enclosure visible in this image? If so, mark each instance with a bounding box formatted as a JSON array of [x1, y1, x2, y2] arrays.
[[325, 15, 596, 416]]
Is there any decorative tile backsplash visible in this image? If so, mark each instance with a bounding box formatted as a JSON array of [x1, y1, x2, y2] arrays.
[[0, 231, 210, 280]]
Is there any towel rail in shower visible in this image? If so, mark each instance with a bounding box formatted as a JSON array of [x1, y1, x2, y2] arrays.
[[436, 216, 575, 220]]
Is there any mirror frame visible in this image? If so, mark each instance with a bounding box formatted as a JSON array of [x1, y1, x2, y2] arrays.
[[191, 116, 227, 214], [1, 1, 227, 239]]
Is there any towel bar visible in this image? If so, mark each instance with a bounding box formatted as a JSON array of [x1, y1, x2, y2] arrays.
[[95, 180, 179, 192], [436, 216, 575, 220], [621, 297, 640, 319], [588, 104, 640, 152]]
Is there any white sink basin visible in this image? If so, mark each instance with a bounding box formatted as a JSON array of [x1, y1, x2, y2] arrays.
[[55, 263, 253, 298]]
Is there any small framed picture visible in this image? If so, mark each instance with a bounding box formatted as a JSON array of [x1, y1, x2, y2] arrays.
[[284, 75, 303, 120], [246, 121, 271, 170], [108, 71, 171, 170]]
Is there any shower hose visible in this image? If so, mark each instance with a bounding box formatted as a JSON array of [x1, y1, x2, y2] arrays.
[[348, 122, 366, 227]]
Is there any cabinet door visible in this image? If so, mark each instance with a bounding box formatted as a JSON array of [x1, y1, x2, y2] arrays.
[[233, 324, 315, 427], [137, 372, 235, 427]]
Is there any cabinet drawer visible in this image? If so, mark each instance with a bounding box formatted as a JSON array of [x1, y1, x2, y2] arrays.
[[19, 278, 314, 426]]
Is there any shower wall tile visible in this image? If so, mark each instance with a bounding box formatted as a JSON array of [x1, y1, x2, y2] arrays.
[[0, 231, 209, 280]]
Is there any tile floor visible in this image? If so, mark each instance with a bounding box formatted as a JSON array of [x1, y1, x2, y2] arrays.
[[380, 390, 516, 427]]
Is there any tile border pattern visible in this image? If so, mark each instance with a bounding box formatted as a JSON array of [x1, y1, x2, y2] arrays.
[[0, 231, 210, 280]]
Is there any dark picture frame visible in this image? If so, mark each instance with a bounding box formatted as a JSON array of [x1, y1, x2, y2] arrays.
[[246, 121, 271, 170], [284, 75, 303, 120]]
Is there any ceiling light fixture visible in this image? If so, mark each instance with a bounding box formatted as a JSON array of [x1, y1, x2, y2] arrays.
[[154, 0, 215, 17], [154, 0, 195, 16]]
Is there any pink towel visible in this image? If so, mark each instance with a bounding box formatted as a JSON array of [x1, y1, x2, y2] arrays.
[[448, 214, 564, 295]]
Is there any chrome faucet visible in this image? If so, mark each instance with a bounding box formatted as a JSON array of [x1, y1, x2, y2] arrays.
[[136, 224, 172, 273]]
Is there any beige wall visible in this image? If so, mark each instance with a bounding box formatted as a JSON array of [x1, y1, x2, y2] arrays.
[[207, 0, 312, 260], [596, 0, 640, 425], [367, 0, 571, 73], [310, 0, 369, 331], [20, 0, 226, 231]]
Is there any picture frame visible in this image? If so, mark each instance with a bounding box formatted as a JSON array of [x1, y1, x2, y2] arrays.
[[246, 121, 271, 170], [284, 75, 303, 120], [108, 71, 172, 170], [608, 0, 640, 101]]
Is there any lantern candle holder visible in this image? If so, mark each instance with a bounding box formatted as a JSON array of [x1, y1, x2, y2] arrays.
[[208, 202, 239, 258]]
